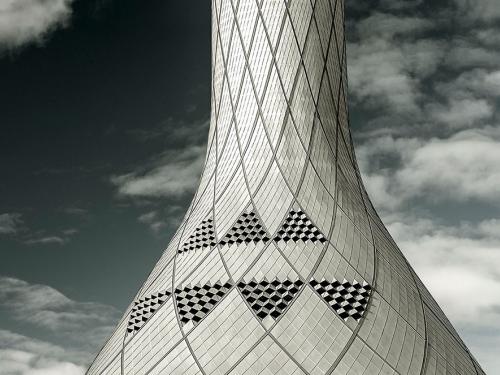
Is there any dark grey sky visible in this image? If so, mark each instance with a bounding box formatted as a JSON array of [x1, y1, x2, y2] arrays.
[[0, 0, 499, 374], [1, 0, 210, 302]]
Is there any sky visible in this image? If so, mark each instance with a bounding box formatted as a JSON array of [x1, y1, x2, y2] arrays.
[[0, 0, 499, 374]]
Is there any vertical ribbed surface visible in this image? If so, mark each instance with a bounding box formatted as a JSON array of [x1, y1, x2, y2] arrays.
[[87, 1, 485, 374]]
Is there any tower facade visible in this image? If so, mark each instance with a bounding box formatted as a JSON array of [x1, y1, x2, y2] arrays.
[[88, 1, 485, 374]]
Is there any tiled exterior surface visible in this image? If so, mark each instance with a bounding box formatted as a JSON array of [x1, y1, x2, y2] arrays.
[[87, 0, 485, 374]]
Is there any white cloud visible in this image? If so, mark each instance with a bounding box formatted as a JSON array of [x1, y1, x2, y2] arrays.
[[472, 70, 500, 95], [0, 277, 119, 347], [395, 130, 500, 202], [348, 13, 445, 115], [347, 6, 500, 136], [0, 349, 84, 375], [475, 28, 500, 46], [387, 217, 500, 325], [0, 0, 73, 51], [477, 219, 500, 239], [435, 69, 500, 98], [359, 128, 500, 208], [430, 98, 493, 128], [0, 213, 22, 234], [111, 145, 205, 199], [0, 330, 87, 375], [348, 38, 421, 113], [445, 41, 500, 70], [0, 330, 87, 362]]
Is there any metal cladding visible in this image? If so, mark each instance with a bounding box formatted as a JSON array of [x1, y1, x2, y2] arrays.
[[88, 1, 485, 374]]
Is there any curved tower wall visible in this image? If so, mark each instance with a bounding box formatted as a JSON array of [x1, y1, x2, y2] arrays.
[[88, 1, 485, 374]]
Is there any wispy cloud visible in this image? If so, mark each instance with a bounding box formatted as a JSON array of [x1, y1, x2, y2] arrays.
[[0, 277, 120, 349], [111, 144, 206, 199], [429, 98, 493, 129], [23, 226, 80, 246], [112, 118, 209, 200], [0, 276, 121, 374], [137, 205, 185, 235], [24, 235, 67, 246], [0, 213, 23, 235], [0, 0, 73, 51], [138, 211, 167, 234], [1, 213, 79, 246], [109, 117, 209, 242], [62, 228, 79, 236], [347, 11, 443, 117]]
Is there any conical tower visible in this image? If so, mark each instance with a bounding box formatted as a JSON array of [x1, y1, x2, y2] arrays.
[[88, 1, 485, 374]]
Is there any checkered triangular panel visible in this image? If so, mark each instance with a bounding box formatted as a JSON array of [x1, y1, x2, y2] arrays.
[[127, 290, 171, 333], [219, 211, 270, 246], [273, 209, 327, 244], [238, 278, 304, 320], [178, 219, 216, 255], [175, 281, 233, 326], [310, 278, 371, 321]]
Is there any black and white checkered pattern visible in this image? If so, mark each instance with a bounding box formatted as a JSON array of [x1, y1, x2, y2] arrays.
[[238, 278, 304, 320], [127, 290, 171, 333], [175, 281, 233, 326], [310, 278, 371, 321], [178, 219, 216, 255], [219, 211, 270, 246], [274, 210, 327, 244]]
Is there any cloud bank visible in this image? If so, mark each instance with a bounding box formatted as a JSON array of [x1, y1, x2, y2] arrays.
[[0, 330, 86, 375], [0, 276, 120, 374], [0, 0, 73, 51], [0, 277, 119, 338]]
